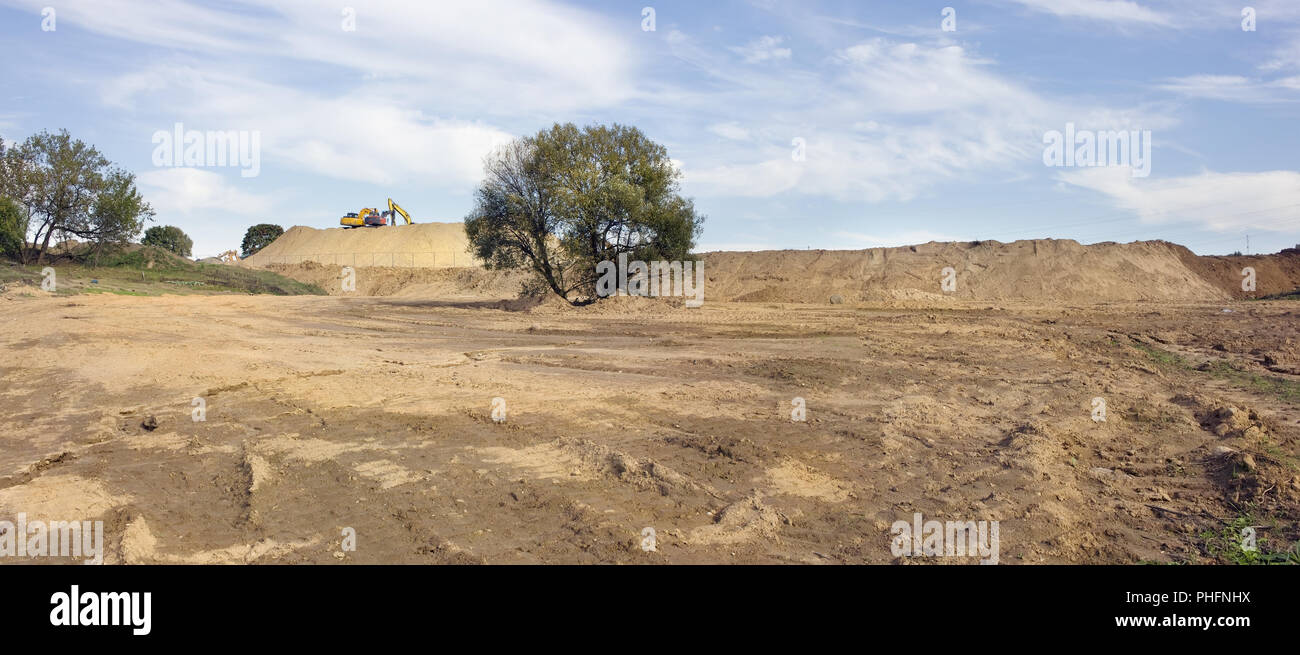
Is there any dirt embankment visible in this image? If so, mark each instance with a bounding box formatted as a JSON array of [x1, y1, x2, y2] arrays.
[[258, 262, 529, 298], [244, 223, 478, 268], [247, 228, 1300, 303], [700, 240, 1300, 304], [1178, 245, 1300, 299]]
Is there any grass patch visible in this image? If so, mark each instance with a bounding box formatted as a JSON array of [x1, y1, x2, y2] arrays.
[[1200, 514, 1300, 565], [80, 287, 151, 296], [1255, 288, 1300, 301], [2, 245, 324, 296], [1201, 361, 1300, 403], [1132, 342, 1300, 403], [1132, 342, 1188, 367]]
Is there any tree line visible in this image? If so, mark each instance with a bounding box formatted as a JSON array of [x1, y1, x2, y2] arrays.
[[3, 123, 704, 305]]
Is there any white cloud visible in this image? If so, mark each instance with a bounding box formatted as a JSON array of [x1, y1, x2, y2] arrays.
[[104, 65, 514, 188], [682, 38, 1083, 202], [1263, 34, 1300, 73], [1160, 74, 1300, 103], [17, 0, 633, 193], [136, 168, 273, 216], [731, 36, 792, 63], [834, 40, 1043, 114], [707, 122, 751, 141], [1059, 167, 1300, 233], [685, 158, 803, 197], [1003, 0, 1173, 26], [16, 0, 640, 115]]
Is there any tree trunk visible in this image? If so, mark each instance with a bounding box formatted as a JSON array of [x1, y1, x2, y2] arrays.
[[35, 225, 54, 266]]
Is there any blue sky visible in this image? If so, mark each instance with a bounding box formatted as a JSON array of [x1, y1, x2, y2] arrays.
[[2, 0, 1298, 258]]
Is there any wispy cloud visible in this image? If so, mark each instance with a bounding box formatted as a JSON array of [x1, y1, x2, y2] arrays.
[[708, 122, 751, 141], [1159, 74, 1300, 103], [731, 35, 792, 63], [1059, 167, 1300, 233], [1003, 0, 1174, 26]]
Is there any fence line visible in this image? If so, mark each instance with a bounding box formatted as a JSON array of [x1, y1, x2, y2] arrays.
[[259, 251, 472, 268]]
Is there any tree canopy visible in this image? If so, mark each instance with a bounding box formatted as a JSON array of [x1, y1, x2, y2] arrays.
[[464, 123, 703, 305], [241, 223, 283, 258], [0, 196, 22, 260], [142, 225, 194, 257], [0, 130, 154, 264]]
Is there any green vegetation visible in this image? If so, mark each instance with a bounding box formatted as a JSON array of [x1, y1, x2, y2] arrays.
[[1132, 342, 1300, 403], [1132, 342, 1187, 367], [0, 196, 22, 260], [0, 130, 154, 264], [141, 225, 193, 257], [1200, 514, 1300, 565], [1200, 360, 1300, 403], [241, 223, 283, 258], [465, 122, 704, 305], [0, 244, 324, 296], [1256, 289, 1300, 301]]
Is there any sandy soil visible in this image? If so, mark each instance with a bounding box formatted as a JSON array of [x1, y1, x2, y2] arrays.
[[2, 288, 1297, 564]]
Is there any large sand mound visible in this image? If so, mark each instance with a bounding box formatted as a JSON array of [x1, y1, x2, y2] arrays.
[[259, 262, 529, 298], [701, 239, 1242, 304], [247, 227, 1300, 303], [244, 223, 477, 268]]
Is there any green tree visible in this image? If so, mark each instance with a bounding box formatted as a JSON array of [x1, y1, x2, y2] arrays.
[[241, 223, 283, 258], [0, 196, 23, 260], [0, 130, 154, 264], [464, 123, 703, 305], [142, 225, 194, 257]]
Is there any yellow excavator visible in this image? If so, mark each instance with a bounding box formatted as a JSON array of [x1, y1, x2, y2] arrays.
[[340, 198, 412, 228], [384, 198, 412, 226]]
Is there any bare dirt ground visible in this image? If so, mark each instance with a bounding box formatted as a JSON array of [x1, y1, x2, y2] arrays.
[[2, 288, 1297, 564]]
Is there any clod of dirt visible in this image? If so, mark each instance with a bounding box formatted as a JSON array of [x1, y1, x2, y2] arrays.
[[1090, 467, 1132, 481], [556, 438, 699, 496], [1206, 404, 1265, 439], [1240, 453, 1258, 473], [120, 516, 158, 564], [141, 415, 158, 431], [686, 493, 789, 545]]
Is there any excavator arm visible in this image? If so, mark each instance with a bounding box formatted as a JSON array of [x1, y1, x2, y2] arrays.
[[384, 198, 410, 226]]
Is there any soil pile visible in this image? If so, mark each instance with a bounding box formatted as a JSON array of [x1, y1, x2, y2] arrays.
[[700, 239, 1300, 303], [247, 229, 1300, 303], [243, 223, 478, 268], [259, 262, 528, 298]]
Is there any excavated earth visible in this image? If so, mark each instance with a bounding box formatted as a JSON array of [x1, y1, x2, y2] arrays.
[[1, 237, 1297, 564]]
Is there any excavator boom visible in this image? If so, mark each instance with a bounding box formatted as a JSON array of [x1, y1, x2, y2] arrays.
[[387, 198, 412, 225]]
